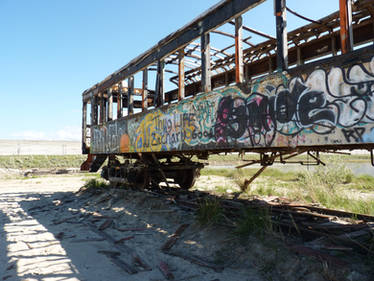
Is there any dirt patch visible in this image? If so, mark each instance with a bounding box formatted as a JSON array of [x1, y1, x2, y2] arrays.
[[0, 175, 372, 281]]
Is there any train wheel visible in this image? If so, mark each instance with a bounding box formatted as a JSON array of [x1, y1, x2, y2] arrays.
[[175, 168, 199, 190]]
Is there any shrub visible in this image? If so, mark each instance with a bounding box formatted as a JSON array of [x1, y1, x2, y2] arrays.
[[235, 207, 272, 238], [196, 199, 223, 226]]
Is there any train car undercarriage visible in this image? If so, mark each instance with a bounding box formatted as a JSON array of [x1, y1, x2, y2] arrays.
[[101, 154, 204, 190]]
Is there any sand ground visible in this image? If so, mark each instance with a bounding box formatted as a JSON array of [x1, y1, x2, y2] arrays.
[[0, 172, 371, 281]]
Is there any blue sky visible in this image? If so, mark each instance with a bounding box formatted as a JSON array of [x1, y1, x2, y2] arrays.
[[0, 0, 338, 141]]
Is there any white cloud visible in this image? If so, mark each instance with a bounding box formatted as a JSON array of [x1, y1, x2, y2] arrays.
[[11, 126, 81, 141]]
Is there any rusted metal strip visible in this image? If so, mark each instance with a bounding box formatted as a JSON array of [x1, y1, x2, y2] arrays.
[[235, 16, 244, 83], [229, 21, 276, 40], [241, 165, 268, 192], [339, 0, 354, 53], [286, 6, 322, 25], [178, 49, 185, 101]]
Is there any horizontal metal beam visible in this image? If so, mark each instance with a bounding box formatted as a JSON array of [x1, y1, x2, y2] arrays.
[[83, 0, 266, 99]]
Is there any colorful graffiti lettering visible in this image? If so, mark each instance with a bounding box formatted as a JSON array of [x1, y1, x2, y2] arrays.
[[133, 110, 196, 152], [215, 59, 374, 147], [90, 57, 374, 154]]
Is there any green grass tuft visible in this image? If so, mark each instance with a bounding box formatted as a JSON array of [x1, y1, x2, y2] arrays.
[[0, 155, 87, 169], [80, 179, 109, 192], [196, 199, 223, 226], [235, 207, 272, 238]]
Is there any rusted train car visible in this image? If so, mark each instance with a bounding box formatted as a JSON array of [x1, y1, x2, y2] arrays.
[[81, 0, 374, 189]]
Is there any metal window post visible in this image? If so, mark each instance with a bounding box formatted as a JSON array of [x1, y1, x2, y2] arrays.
[[178, 49, 185, 100], [117, 84, 123, 118], [275, 0, 288, 71], [82, 101, 87, 151], [91, 96, 98, 125], [155, 60, 164, 106], [99, 93, 104, 124], [339, 0, 353, 54], [201, 32, 211, 92], [128, 76, 134, 114], [108, 88, 113, 121], [235, 16, 244, 83], [142, 69, 148, 111]]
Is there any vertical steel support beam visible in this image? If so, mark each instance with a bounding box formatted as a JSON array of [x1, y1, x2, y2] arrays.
[[103, 96, 107, 122], [155, 60, 164, 107], [178, 49, 185, 101], [201, 32, 211, 92], [275, 0, 288, 71], [108, 88, 113, 121], [117, 84, 123, 118], [268, 54, 273, 73], [91, 96, 98, 125], [128, 76, 134, 114], [296, 46, 303, 66], [331, 35, 337, 56], [82, 101, 87, 151], [99, 93, 104, 125], [339, 0, 353, 54], [142, 68, 148, 111], [235, 16, 244, 84]]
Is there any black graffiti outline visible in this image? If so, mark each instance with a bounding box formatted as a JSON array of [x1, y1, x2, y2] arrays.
[[215, 59, 374, 146]]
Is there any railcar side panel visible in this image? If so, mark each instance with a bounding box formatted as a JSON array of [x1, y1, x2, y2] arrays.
[[90, 56, 374, 154]]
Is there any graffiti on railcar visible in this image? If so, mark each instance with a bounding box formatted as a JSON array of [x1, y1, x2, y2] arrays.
[[92, 119, 128, 153], [215, 58, 374, 147], [91, 57, 374, 154], [187, 94, 221, 146], [133, 110, 196, 152]]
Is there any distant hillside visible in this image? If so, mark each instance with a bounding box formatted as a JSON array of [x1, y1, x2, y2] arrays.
[[0, 140, 81, 155]]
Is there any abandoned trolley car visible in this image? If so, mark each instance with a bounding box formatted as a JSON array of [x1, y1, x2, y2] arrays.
[[81, 0, 374, 189]]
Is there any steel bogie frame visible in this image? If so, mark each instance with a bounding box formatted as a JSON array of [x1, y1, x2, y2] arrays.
[[81, 0, 374, 187]]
